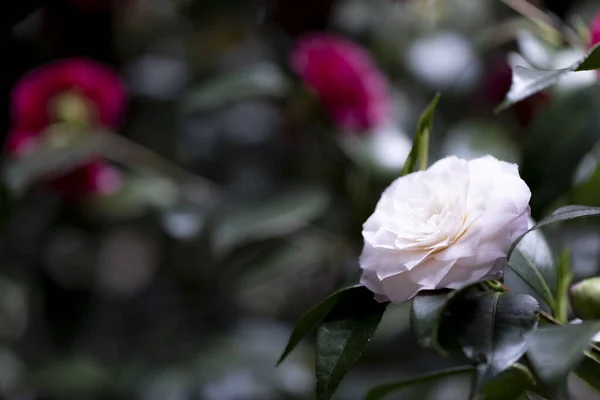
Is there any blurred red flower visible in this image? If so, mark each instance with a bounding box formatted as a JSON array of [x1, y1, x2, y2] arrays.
[[290, 33, 392, 132], [589, 12, 600, 48], [6, 58, 126, 200], [11, 58, 126, 132], [482, 58, 550, 128]]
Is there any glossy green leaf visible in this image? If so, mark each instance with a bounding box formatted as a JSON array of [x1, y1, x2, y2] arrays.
[[574, 352, 600, 392], [508, 206, 600, 260], [276, 283, 362, 366], [410, 291, 451, 354], [526, 322, 600, 399], [316, 286, 388, 400], [212, 187, 329, 257], [180, 63, 290, 114], [444, 291, 539, 391], [518, 88, 600, 214], [508, 222, 556, 310], [363, 366, 473, 400], [495, 43, 600, 111], [401, 93, 440, 175], [479, 363, 535, 400], [410, 285, 476, 355]]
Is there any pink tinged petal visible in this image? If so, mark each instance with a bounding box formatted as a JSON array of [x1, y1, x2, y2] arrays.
[[441, 257, 505, 290], [406, 258, 458, 289], [380, 272, 425, 303], [359, 243, 410, 278], [360, 269, 389, 303]]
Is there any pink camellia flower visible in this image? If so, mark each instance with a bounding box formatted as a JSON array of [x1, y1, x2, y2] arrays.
[[290, 33, 392, 132], [6, 58, 126, 200], [11, 58, 126, 132]]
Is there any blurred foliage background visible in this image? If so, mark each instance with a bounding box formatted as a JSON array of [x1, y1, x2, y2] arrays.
[[2, 0, 600, 399]]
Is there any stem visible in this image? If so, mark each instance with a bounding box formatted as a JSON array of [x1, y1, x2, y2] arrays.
[[538, 310, 600, 355], [485, 280, 508, 292], [498, 0, 579, 46], [418, 129, 429, 171]]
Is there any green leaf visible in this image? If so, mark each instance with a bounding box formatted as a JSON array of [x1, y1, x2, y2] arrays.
[[526, 321, 600, 399], [180, 63, 290, 114], [29, 358, 112, 398], [525, 393, 548, 400], [89, 174, 180, 218], [316, 286, 388, 400], [496, 43, 600, 111], [2, 130, 105, 195], [508, 206, 600, 260], [508, 222, 556, 310], [479, 363, 535, 400], [276, 283, 362, 366], [212, 187, 329, 257], [410, 291, 451, 354], [410, 284, 476, 355], [554, 250, 572, 324], [572, 157, 600, 206], [444, 291, 539, 391], [363, 366, 473, 400], [401, 93, 440, 175], [574, 352, 600, 392], [518, 88, 600, 214]]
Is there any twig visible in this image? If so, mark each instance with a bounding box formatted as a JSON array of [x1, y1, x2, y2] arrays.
[[538, 310, 600, 354]]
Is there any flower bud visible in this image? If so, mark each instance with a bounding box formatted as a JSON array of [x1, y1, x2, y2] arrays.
[[570, 278, 600, 320]]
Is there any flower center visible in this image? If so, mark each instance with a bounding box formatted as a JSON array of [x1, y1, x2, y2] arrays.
[[50, 91, 95, 128]]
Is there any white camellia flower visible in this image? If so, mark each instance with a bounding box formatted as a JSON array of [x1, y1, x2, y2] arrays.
[[360, 155, 531, 303]]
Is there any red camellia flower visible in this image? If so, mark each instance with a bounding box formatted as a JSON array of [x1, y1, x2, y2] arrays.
[[589, 12, 600, 48], [481, 58, 550, 128], [6, 58, 126, 200], [11, 58, 126, 132], [290, 33, 392, 132]]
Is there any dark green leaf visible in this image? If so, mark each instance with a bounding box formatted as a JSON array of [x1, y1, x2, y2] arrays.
[[508, 225, 556, 310], [180, 63, 290, 114], [212, 187, 329, 257], [401, 93, 440, 176], [410, 285, 476, 355], [445, 292, 539, 391], [518, 88, 600, 214], [525, 392, 548, 400], [316, 286, 388, 400], [496, 43, 600, 111], [572, 161, 600, 206], [574, 352, 600, 392], [363, 366, 473, 400], [508, 206, 600, 260], [276, 283, 362, 366], [526, 321, 600, 399], [479, 363, 535, 400], [410, 291, 451, 354], [29, 358, 112, 398]]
